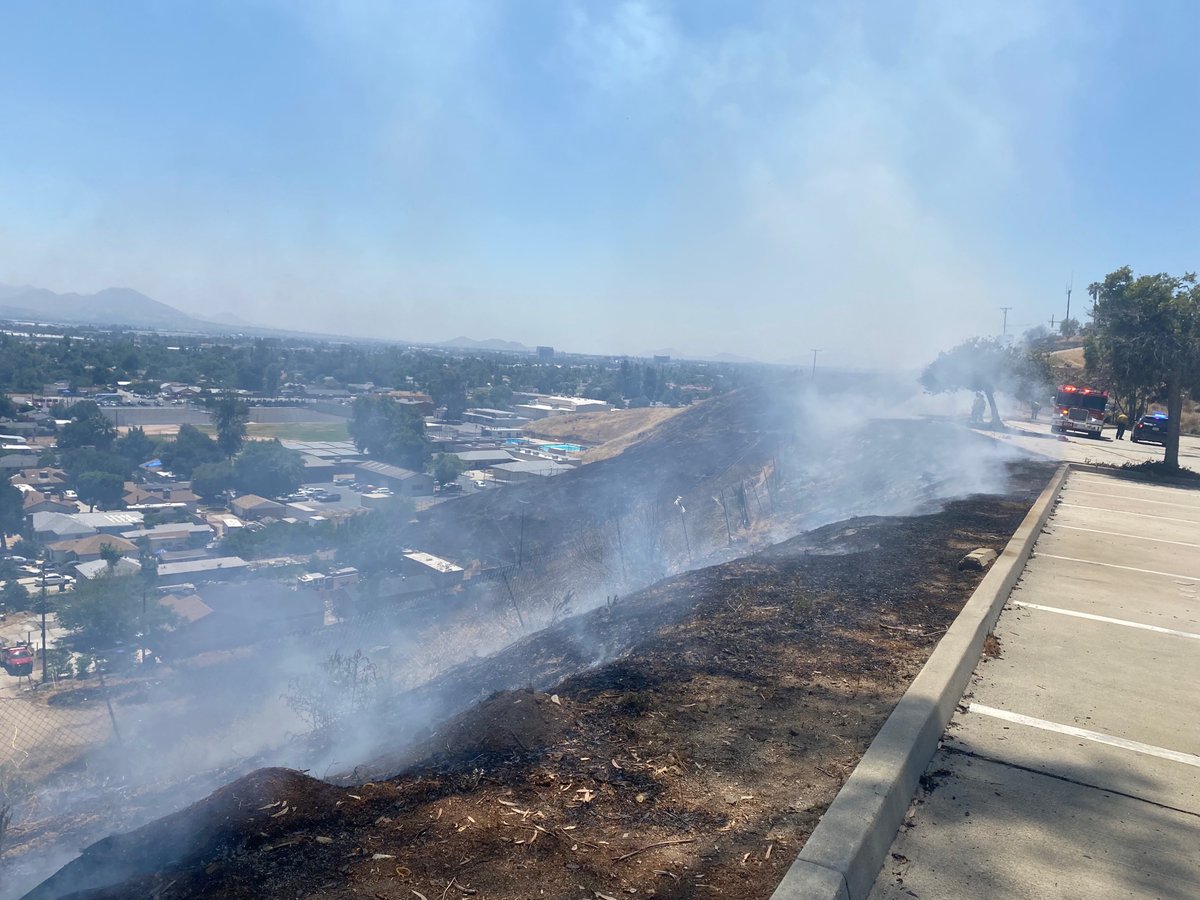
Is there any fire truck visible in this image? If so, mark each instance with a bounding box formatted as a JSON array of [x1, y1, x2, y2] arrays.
[[1051, 384, 1108, 438]]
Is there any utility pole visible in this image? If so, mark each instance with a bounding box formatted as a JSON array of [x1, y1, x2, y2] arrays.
[[39, 571, 48, 684], [1065, 274, 1073, 326], [1048, 314, 1056, 330], [1000, 307, 1013, 337], [674, 497, 691, 562], [810, 349, 821, 378]]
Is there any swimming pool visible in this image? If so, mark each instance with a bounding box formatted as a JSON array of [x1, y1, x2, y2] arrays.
[[541, 442, 583, 453]]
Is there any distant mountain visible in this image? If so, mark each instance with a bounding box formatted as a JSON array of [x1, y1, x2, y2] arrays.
[[437, 336, 532, 353], [0, 283, 222, 332]]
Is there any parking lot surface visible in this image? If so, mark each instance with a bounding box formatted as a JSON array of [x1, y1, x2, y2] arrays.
[[870, 467, 1200, 898]]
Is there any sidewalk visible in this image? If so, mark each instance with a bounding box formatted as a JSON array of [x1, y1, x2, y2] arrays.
[[869, 467, 1200, 898]]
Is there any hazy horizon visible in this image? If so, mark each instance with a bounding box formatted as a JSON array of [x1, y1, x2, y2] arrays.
[[3, 1, 1198, 365]]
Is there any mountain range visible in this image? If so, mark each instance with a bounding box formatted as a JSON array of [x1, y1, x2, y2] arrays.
[[0, 283, 226, 332]]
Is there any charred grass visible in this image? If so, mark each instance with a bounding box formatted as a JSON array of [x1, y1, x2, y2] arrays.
[[35, 462, 1052, 900]]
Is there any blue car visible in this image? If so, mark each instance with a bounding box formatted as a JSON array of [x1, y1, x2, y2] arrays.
[[1131, 413, 1169, 445]]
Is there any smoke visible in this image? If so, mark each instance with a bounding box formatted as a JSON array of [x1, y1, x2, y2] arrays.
[[1, 377, 1044, 898]]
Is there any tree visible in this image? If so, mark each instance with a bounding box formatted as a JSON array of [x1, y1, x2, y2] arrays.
[[113, 426, 158, 467], [1088, 267, 1200, 471], [1, 578, 29, 614], [61, 448, 131, 483], [57, 404, 116, 451], [76, 471, 125, 511], [233, 440, 303, 498], [191, 461, 235, 500], [209, 394, 249, 459], [433, 452, 467, 487], [55, 571, 175, 651], [0, 482, 22, 551], [349, 396, 431, 471], [921, 337, 1050, 428], [160, 424, 224, 477]]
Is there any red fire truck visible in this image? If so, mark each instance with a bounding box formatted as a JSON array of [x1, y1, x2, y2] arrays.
[[1051, 384, 1108, 438]]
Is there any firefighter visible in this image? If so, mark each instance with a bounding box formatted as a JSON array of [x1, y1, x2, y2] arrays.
[[1115, 412, 1129, 440], [970, 393, 986, 424]]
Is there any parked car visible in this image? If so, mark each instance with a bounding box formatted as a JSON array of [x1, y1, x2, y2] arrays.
[[1131, 413, 1169, 445]]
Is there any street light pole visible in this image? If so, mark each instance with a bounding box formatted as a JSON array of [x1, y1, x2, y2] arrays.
[[810, 349, 821, 378]]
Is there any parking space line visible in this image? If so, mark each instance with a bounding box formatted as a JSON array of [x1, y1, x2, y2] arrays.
[[1036, 553, 1200, 583], [1047, 523, 1200, 548], [968, 703, 1200, 769], [1056, 503, 1200, 526], [1011, 601, 1200, 641], [1069, 473, 1192, 495], [1064, 488, 1200, 510]]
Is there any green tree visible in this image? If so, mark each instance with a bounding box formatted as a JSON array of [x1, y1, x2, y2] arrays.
[[56, 571, 175, 651], [233, 440, 303, 497], [191, 461, 235, 500], [349, 396, 431, 471], [113, 426, 158, 467], [61, 448, 131, 483], [432, 452, 467, 486], [159, 424, 223, 477], [921, 337, 1049, 428], [76, 471, 125, 511], [209, 394, 249, 458], [1, 578, 29, 614], [0, 482, 22, 551], [1088, 267, 1200, 471], [57, 404, 117, 451]]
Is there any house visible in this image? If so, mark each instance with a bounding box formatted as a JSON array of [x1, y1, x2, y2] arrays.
[[73, 511, 145, 534], [75, 556, 143, 580], [22, 491, 77, 516], [48, 534, 138, 565], [160, 592, 215, 628], [0, 453, 40, 473], [156, 556, 250, 586], [123, 482, 199, 511], [355, 460, 435, 496], [159, 581, 324, 657], [11, 468, 68, 489], [121, 522, 214, 551], [455, 449, 519, 468], [230, 494, 286, 519], [31, 512, 97, 542], [399, 550, 464, 585], [491, 459, 571, 483]]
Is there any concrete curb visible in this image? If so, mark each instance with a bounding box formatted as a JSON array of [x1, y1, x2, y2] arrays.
[[770, 463, 1071, 900]]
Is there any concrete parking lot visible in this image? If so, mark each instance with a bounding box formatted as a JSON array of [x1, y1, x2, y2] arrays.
[[870, 466, 1200, 898]]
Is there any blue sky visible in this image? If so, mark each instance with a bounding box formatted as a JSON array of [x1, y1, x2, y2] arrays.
[[2, 1, 1198, 365]]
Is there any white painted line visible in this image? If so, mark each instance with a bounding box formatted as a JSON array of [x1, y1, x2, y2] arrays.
[[1064, 488, 1200, 511], [1069, 473, 1194, 495], [1035, 553, 1200, 584], [1011, 600, 1200, 641], [1057, 503, 1200, 526], [964, 705, 1200, 768], [968, 703, 1200, 769], [1048, 523, 1200, 548]]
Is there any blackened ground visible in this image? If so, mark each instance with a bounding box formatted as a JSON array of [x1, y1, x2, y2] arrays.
[[30, 459, 1054, 900]]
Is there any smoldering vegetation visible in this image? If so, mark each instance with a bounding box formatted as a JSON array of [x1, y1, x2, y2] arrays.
[[2, 375, 1031, 899]]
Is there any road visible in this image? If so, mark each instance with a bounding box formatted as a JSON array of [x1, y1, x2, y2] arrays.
[[870, 465, 1200, 898], [980, 416, 1200, 471]]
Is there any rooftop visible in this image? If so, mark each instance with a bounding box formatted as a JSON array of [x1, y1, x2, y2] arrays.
[[157, 556, 250, 577], [357, 459, 427, 481]]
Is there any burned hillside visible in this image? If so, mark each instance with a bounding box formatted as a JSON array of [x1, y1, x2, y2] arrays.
[[26, 460, 1053, 899], [3, 385, 1041, 899]]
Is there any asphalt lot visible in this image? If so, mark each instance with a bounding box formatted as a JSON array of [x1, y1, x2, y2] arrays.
[[870, 466, 1200, 898]]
